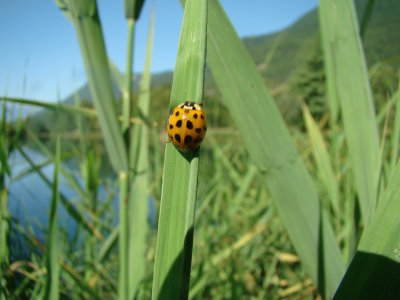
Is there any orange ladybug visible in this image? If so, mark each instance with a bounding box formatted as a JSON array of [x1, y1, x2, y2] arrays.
[[167, 101, 207, 151]]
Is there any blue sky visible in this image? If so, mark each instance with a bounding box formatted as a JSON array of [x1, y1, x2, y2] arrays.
[[0, 0, 317, 103]]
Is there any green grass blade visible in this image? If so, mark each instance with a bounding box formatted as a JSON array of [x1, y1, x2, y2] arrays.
[[118, 171, 129, 300], [0, 96, 97, 117], [73, 88, 87, 157], [390, 87, 400, 171], [44, 137, 60, 300], [81, 148, 100, 284], [0, 96, 146, 127], [0, 189, 9, 275], [318, 1, 339, 122], [0, 177, 10, 300], [206, 0, 344, 297], [122, 0, 146, 130], [359, 0, 377, 38], [152, 0, 207, 299], [303, 105, 340, 213], [334, 162, 400, 299], [55, 0, 128, 173], [121, 19, 135, 133], [108, 60, 125, 94], [319, 0, 381, 224], [0, 104, 10, 297], [98, 226, 119, 263], [61, 263, 102, 299], [127, 10, 154, 299], [0, 104, 10, 178], [124, 0, 145, 21]]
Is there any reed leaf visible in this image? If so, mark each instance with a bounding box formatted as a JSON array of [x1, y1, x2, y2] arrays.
[[303, 105, 339, 214], [121, 18, 136, 133], [0, 181, 10, 300], [122, 0, 146, 132], [0, 96, 96, 117], [359, 0, 378, 38], [127, 10, 154, 299], [334, 161, 400, 299], [319, 0, 381, 224], [98, 226, 119, 263], [318, 1, 339, 122], [55, 0, 128, 173], [108, 61, 125, 94], [124, 0, 145, 21], [206, 0, 344, 297], [0, 104, 10, 294], [389, 87, 400, 172], [152, 0, 207, 298], [44, 137, 60, 300], [118, 171, 129, 300]]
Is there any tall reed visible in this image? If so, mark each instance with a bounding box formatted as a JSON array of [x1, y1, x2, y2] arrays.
[[0, 104, 11, 300], [44, 137, 60, 300], [152, 0, 208, 298], [126, 9, 154, 299]]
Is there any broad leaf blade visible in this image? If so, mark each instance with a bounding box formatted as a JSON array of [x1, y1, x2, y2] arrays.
[[319, 0, 381, 224], [152, 0, 207, 299], [334, 162, 400, 299], [207, 0, 344, 297]]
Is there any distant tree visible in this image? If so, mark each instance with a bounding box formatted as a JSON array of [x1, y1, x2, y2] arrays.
[[291, 39, 326, 121]]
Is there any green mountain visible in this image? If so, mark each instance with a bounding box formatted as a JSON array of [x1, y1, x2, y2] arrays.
[[243, 9, 319, 83], [244, 0, 400, 83], [356, 0, 400, 65]]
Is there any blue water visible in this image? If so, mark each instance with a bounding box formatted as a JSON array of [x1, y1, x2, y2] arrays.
[[6, 147, 156, 247], [7, 147, 118, 244]]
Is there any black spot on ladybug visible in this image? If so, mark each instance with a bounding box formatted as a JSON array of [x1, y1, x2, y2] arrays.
[[175, 111, 179, 116], [184, 135, 193, 144], [169, 124, 173, 129], [203, 125, 207, 131], [194, 136, 203, 144], [201, 114, 204, 119], [176, 120, 182, 128], [195, 128, 201, 133], [193, 113, 198, 119], [192, 107, 196, 110], [186, 120, 193, 129], [174, 134, 181, 143]]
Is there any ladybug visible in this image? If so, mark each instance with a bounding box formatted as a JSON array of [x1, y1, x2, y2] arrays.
[[167, 101, 207, 151]]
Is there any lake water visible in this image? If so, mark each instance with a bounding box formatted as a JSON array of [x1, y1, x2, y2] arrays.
[[6, 146, 156, 252], [6, 147, 118, 244]]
